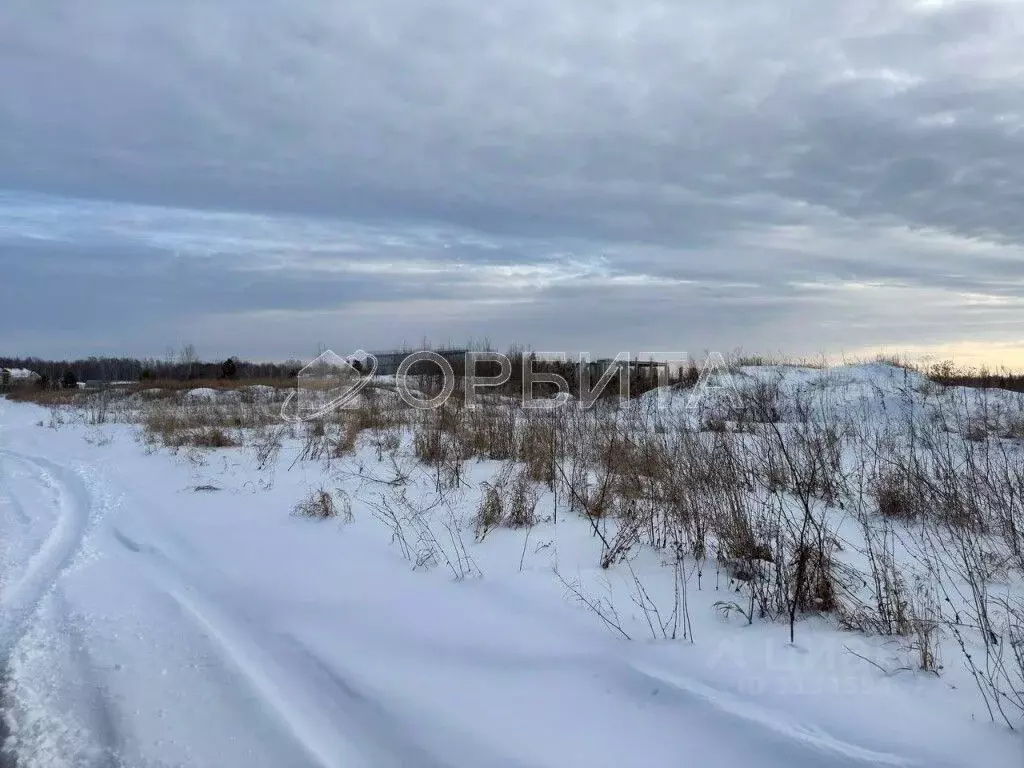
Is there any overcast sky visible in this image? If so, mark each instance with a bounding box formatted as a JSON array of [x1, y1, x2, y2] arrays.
[[2, 0, 1023, 366]]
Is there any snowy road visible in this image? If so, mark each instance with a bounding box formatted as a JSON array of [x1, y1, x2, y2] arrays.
[[0, 451, 94, 667], [0, 402, 1020, 767]]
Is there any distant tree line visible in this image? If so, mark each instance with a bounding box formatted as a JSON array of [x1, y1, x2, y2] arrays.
[[925, 361, 1024, 394], [1, 347, 699, 399], [0, 354, 303, 386]]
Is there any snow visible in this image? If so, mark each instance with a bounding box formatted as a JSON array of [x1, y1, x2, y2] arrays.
[[1, 372, 1022, 768], [184, 387, 246, 403]]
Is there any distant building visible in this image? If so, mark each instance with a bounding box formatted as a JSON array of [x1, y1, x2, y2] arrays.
[[368, 349, 468, 377], [1, 367, 42, 387]]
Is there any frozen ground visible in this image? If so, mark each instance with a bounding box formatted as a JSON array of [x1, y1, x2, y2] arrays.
[[0, 376, 1021, 767]]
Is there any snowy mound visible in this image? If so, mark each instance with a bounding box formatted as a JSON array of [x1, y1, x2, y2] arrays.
[[184, 387, 219, 401], [183, 387, 242, 404]]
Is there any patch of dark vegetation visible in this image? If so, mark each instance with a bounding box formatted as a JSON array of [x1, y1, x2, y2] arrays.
[[925, 360, 1024, 394]]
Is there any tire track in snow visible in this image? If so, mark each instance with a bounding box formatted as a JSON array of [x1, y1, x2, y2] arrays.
[[0, 451, 97, 768], [621, 662, 916, 767], [0, 453, 93, 660], [165, 585, 408, 768], [165, 586, 534, 768], [0, 474, 31, 527], [0, 683, 14, 768], [0, 457, 34, 594], [0, 667, 13, 768], [0, 401, 17, 767], [110, 527, 534, 768], [109, 525, 426, 768]]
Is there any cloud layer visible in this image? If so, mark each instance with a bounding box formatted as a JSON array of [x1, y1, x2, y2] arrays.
[[1, 1, 1023, 364]]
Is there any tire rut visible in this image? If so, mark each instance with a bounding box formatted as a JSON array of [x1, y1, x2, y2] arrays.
[[0, 452, 96, 768], [0, 453, 92, 659], [0, 666, 16, 768]]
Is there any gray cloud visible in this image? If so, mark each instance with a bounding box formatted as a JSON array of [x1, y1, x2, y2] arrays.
[[1, 1, 1023, 363]]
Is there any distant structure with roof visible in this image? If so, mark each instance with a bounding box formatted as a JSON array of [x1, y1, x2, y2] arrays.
[[368, 348, 468, 377], [0, 367, 42, 390]]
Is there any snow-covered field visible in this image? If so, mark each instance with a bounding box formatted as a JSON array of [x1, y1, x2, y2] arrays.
[[1, 365, 1022, 767]]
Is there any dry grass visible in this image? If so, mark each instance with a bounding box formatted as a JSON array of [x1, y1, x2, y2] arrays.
[[872, 469, 920, 522], [6, 387, 82, 405], [517, 415, 559, 487], [292, 487, 352, 522]]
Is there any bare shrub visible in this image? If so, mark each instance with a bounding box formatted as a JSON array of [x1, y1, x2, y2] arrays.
[[369, 427, 403, 461], [474, 466, 539, 540], [917, 520, 1024, 728], [190, 427, 238, 448], [556, 570, 632, 639], [872, 469, 919, 522], [332, 419, 362, 457], [507, 469, 540, 529], [517, 414, 559, 488], [475, 481, 506, 541], [841, 516, 914, 636], [600, 500, 644, 569], [719, 372, 786, 427], [251, 425, 284, 470], [367, 486, 481, 580], [413, 417, 446, 464], [408, 407, 469, 491], [292, 419, 332, 464], [714, 495, 786, 622], [1001, 414, 1024, 440], [462, 404, 516, 461], [964, 419, 991, 443], [701, 415, 729, 433], [293, 487, 352, 522], [909, 577, 943, 674]]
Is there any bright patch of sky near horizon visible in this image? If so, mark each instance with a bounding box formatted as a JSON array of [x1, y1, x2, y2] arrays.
[[1, 0, 1022, 367]]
